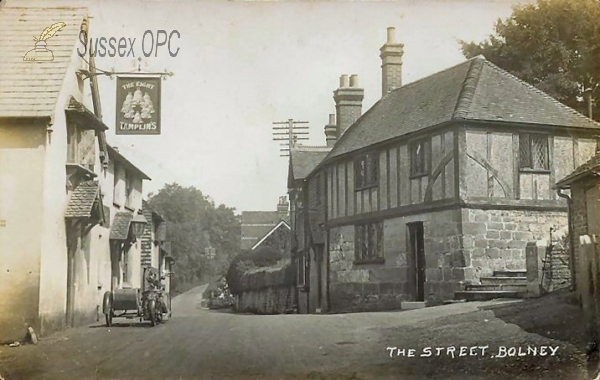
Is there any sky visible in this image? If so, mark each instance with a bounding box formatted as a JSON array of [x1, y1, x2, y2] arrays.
[[14, 0, 533, 212]]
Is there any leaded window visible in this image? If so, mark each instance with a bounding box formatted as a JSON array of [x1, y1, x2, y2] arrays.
[[519, 133, 549, 170], [355, 222, 384, 263]]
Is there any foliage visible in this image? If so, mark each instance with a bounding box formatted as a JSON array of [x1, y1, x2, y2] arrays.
[[226, 246, 286, 295], [147, 183, 241, 295], [460, 0, 600, 120]]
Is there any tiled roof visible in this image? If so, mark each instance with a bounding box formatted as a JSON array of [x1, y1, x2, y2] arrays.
[[327, 56, 600, 160], [241, 211, 283, 226], [290, 146, 330, 182], [0, 7, 87, 118], [240, 211, 287, 250], [251, 220, 291, 250], [110, 212, 133, 240], [556, 153, 600, 188], [107, 145, 151, 181], [65, 180, 99, 218], [65, 97, 109, 131]]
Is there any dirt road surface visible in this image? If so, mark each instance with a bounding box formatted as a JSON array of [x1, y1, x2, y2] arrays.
[[0, 286, 590, 380]]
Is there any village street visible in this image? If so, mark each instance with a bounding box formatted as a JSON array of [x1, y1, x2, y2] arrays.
[[0, 286, 590, 380]]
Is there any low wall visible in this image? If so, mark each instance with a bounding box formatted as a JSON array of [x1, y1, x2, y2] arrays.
[[526, 240, 572, 296], [234, 260, 295, 314]]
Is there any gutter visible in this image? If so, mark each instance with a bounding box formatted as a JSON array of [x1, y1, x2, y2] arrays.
[[556, 188, 576, 291]]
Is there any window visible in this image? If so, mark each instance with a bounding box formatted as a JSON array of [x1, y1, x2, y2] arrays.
[[113, 164, 121, 206], [355, 222, 384, 263], [519, 133, 549, 171], [66, 123, 81, 163], [316, 173, 321, 205], [125, 172, 134, 208], [355, 153, 379, 190], [410, 139, 430, 177]]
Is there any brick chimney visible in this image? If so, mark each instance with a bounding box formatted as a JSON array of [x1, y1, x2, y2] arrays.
[[380, 27, 404, 97], [333, 74, 364, 137], [324, 114, 337, 148], [277, 195, 289, 217]]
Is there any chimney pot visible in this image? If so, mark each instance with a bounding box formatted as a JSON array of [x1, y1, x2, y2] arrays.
[[328, 113, 336, 125], [340, 74, 350, 88], [387, 27, 395, 43], [380, 26, 404, 97], [349, 74, 359, 88]]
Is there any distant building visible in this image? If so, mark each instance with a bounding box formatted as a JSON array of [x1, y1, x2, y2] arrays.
[[240, 197, 289, 251], [288, 143, 332, 313]]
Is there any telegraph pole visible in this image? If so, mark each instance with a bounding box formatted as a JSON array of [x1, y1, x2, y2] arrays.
[[272, 119, 309, 157]]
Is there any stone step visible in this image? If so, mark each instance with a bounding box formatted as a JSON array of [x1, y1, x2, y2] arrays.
[[480, 276, 527, 285], [401, 301, 426, 310], [466, 284, 528, 292], [454, 290, 526, 301], [493, 269, 527, 277]]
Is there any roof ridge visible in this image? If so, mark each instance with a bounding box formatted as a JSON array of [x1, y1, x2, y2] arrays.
[[324, 56, 480, 164], [482, 60, 600, 128], [388, 55, 482, 96], [452, 56, 485, 119]]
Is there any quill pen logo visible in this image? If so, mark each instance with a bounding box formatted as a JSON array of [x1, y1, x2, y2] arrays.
[[23, 22, 66, 62]]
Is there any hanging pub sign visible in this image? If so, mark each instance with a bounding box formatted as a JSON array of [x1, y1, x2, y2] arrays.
[[115, 76, 161, 135]]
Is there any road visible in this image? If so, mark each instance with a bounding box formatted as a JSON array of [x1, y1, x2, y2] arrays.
[[0, 286, 590, 380]]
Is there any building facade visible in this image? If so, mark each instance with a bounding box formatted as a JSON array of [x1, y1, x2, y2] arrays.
[[291, 27, 600, 313], [0, 7, 154, 342], [555, 152, 600, 355]]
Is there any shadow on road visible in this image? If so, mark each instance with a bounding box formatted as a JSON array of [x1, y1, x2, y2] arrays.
[[88, 322, 154, 329], [489, 289, 587, 348]]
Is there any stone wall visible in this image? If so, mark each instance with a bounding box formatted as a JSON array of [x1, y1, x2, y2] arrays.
[[328, 208, 463, 312], [462, 208, 568, 282], [526, 241, 571, 296], [543, 245, 571, 291]]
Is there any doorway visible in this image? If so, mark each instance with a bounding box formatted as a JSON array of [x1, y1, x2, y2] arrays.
[[65, 222, 79, 328], [408, 222, 425, 302]]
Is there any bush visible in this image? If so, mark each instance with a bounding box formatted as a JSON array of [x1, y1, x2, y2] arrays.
[[226, 246, 288, 294]]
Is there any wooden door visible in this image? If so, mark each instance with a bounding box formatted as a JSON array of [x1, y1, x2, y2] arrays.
[[408, 222, 426, 302]]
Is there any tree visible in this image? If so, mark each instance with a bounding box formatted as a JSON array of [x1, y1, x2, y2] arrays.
[[460, 0, 600, 120], [147, 183, 240, 294]]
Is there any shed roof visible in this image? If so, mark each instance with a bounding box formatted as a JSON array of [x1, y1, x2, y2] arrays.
[[326, 56, 600, 161], [110, 212, 133, 240], [556, 153, 600, 189], [0, 7, 87, 118], [107, 145, 151, 181], [65, 180, 99, 218]]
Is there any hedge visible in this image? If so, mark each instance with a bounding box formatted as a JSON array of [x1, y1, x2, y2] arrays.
[[237, 259, 294, 292]]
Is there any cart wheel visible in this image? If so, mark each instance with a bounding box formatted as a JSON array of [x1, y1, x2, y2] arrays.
[[105, 309, 112, 327], [149, 300, 157, 326]]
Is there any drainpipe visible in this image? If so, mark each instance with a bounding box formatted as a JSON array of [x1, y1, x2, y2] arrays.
[[557, 188, 576, 290]]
